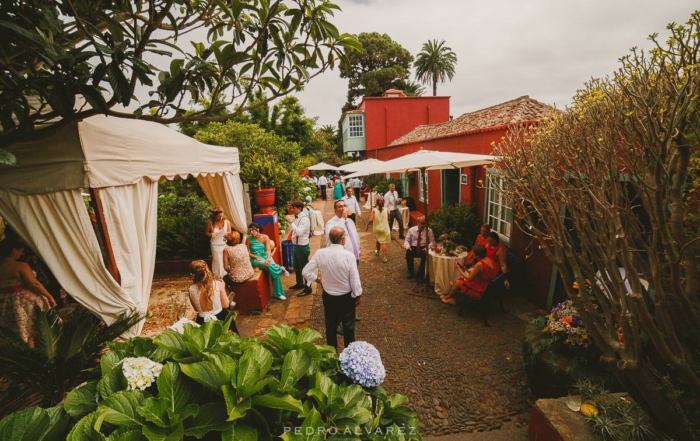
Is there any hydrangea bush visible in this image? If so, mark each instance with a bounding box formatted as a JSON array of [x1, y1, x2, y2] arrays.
[[0, 323, 422, 440], [545, 300, 590, 347], [339, 341, 386, 388]]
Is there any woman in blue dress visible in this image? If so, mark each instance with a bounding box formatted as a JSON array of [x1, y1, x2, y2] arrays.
[[333, 177, 344, 200], [247, 222, 288, 300]]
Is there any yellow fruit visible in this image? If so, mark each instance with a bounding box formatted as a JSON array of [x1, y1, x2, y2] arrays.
[[581, 403, 598, 416]]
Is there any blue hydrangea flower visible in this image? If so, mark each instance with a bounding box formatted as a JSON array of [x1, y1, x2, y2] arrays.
[[339, 341, 386, 388]]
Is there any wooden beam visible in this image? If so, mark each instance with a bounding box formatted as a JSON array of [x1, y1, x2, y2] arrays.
[[89, 188, 121, 285]]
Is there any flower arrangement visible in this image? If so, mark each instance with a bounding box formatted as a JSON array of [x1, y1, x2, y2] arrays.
[[122, 356, 164, 390], [339, 341, 386, 388], [544, 300, 590, 347], [438, 231, 460, 256]]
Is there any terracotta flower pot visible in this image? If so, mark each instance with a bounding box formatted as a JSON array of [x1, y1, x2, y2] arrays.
[[253, 187, 276, 214]]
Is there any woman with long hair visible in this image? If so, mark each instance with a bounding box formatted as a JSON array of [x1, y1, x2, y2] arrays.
[[364, 196, 391, 263], [247, 222, 288, 300], [205, 206, 232, 279], [0, 235, 56, 347], [188, 260, 238, 333], [441, 244, 498, 305]]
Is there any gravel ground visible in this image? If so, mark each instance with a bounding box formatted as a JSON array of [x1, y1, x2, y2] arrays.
[[148, 197, 541, 437]]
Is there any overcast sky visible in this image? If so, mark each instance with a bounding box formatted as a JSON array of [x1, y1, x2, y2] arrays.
[[293, 0, 698, 127]]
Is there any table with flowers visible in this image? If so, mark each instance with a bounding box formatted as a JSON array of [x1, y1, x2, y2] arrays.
[[425, 249, 468, 295]]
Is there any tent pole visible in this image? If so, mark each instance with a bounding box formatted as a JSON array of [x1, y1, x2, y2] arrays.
[[89, 189, 121, 285]]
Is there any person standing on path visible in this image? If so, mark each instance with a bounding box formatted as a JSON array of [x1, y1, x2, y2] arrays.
[[205, 206, 232, 279], [288, 200, 313, 296], [364, 197, 391, 263], [341, 187, 362, 224], [352, 177, 362, 200], [404, 216, 435, 282], [384, 184, 404, 240], [325, 200, 361, 267], [318, 175, 328, 200], [302, 227, 363, 351]]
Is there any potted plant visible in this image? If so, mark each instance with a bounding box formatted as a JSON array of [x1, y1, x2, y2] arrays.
[[240, 153, 286, 214]]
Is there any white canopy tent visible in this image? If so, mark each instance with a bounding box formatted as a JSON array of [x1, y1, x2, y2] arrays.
[[0, 115, 248, 335], [307, 161, 339, 171], [338, 158, 385, 172], [344, 150, 499, 178]]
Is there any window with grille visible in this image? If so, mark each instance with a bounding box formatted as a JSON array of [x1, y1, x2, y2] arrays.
[[419, 170, 429, 203], [348, 115, 364, 138], [485, 171, 512, 243]]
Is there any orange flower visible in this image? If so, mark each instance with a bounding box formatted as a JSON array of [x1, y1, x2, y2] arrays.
[[572, 281, 580, 289], [562, 316, 573, 325]]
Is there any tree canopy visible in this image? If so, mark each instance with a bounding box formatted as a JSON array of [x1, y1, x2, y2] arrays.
[[339, 32, 413, 107], [414, 39, 457, 96], [0, 0, 361, 160], [495, 12, 700, 440]]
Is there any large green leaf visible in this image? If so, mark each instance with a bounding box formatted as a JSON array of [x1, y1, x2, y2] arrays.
[[180, 361, 227, 392], [204, 352, 237, 380], [98, 353, 128, 399], [251, 393, 303, 413], [236, 346, 272, 393], [156, 363, 194, 413], [154, 331, 189, 356], [136, 398, 170, 428], [0, 148, 16, 165], [106, 428, 146, 440], [222, 390, 251, 421], [278, 349, 311, 393], [280, 407, 325, 441], [221, 423, 258, 441], [97, 390, 148, 428], [184, 402, 228, 438], [66, 412, 105, 441], [141, 424, 184, 441], [0, 406, 51, 441], [65, 381, 99, 417]]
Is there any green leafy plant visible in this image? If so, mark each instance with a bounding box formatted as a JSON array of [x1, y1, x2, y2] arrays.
[[0, 323, 422, 440], [428, 203, 480, 246], [364, 176, 403, 196], [0, 308, 143, 417], [156, 192, 212, 260]]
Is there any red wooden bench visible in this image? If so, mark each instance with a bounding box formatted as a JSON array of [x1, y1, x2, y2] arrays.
[[229, 270, 272, 314]]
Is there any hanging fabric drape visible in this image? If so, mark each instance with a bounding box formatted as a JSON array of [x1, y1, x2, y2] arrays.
[[0, 188, 138, 323], [197, 173, 248, 233], [99, 178, 159, 335]]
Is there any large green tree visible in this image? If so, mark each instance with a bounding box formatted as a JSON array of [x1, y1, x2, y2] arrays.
[[414, 39, 457, 96], [495, 13, 700, 439], [339, 32, 413, 106], [0, 0, 360, 161]]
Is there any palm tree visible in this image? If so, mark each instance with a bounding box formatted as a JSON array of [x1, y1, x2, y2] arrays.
[[414, 39, 457, 96]]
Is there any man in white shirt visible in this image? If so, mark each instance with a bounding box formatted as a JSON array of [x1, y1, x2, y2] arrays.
[[317, 175, 328, 200], [352, 177, 363, 199], [403, 217, 435, 282], [325, 199, 361, 267], [384, 184, 404, 239], [302, 227, 363, 351], [341, 187, 362, 224], [288, 200, 312, 295]]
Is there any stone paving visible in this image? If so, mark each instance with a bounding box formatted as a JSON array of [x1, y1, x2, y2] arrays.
[[149, 196, 542, 437]]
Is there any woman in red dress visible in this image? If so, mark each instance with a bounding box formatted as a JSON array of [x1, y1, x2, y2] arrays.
[[441, 245, 499, 304]]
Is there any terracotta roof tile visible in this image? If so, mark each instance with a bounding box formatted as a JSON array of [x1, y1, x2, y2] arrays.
[[389, 96, 557, 146]]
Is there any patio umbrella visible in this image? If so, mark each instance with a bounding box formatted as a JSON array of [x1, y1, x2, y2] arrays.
[[338, 158, 385, 172], [307, 161, 340, 171], [343, 150, 500, 228]]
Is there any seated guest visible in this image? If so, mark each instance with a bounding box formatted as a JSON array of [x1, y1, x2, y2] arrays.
[[247, 222, 288, 301], [0, 235, 57, 347], [464, 224, 491, 267], [441, 245, 498, 305], [486, 232, 508, 274], [188, 260, 239, 333], [403, 217, 435, 282], [223, 231, 254, 286]]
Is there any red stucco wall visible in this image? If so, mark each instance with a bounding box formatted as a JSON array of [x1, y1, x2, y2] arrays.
[[362, 97, 450, 152]]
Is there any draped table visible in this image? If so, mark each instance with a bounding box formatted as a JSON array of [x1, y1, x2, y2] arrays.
[[425, 250, 468, 295]]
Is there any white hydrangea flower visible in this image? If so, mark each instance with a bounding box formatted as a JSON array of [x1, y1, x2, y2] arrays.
[[122, 357, 164, 390]]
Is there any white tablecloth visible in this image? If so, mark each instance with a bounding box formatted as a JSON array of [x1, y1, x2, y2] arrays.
[[426, 250, 468, 295], [311, 210, 324, 235], [392, 206, 410, 231], [363, 191, 378, 210]]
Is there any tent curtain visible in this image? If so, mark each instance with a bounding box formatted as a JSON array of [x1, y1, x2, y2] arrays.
[[0, 188, 138, 324], [197, 173, 249, 233], [99, 178, 159, 335]]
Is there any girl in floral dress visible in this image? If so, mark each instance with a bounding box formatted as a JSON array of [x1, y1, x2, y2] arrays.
[[0, 235, 56, 347]]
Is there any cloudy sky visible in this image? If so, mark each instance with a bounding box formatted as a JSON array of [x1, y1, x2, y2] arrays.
[[293, 0, 698, 127]]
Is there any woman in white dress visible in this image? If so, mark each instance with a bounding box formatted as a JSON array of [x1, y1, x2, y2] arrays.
[[205, 206, 231, 279], [188, 260, 238, 333]]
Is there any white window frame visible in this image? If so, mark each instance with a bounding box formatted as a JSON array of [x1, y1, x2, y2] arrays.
[[418, 170, 429, 203], [348, 115, 364, 138], [485, 170, 512, 244]]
